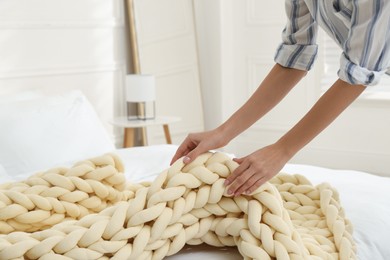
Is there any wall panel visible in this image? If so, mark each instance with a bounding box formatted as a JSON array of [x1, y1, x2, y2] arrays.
[[134, 0, 204, 145], [0, 0, 128, 144]]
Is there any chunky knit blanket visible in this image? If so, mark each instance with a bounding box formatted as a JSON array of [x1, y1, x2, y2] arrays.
[[0, 152, 355, 259]]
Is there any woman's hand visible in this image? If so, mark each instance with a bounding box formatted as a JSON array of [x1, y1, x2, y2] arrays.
[[170, 129, 228, 165], [224, 143, 291, 196]]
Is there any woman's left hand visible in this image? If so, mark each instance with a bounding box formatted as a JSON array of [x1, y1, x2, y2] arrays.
[[224, 143, 291, 196]]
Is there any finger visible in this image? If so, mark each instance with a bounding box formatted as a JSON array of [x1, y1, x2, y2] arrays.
[[226, 168, 256, 196], [171, 141, 188, 163], [170, 148, 186, 165], [243, 177, 267, 195], [233, 157, 245, 163], [224, 157, 249, 186], [170, 148, 185, 165], [183, 144, 206, 164], [171, 147, 191, 166], [170, 137, 194, 165], [235, 174, 264, 196]]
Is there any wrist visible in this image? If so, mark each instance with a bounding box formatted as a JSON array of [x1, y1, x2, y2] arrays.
[[214, 124, 234, 146], [274, 138, 298, 159]]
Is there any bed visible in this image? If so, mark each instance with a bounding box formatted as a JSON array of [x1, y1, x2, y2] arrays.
[[116, 145, 390, 260], [0, 91, 389, 259]]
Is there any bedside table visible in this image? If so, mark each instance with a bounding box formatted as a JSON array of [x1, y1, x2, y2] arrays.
[[110, 116, 181, 147]]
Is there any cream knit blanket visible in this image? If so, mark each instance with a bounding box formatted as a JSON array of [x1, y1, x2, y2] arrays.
[[0, 152, 355, 259]]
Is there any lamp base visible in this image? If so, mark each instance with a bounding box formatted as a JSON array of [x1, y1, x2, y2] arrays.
[[127, 101, 155, 121]]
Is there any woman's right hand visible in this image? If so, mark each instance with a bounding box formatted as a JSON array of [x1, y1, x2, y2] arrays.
[[170, 128, 228, 165]]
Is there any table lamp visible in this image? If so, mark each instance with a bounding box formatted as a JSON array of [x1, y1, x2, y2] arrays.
[[126, 74, 156, 120]]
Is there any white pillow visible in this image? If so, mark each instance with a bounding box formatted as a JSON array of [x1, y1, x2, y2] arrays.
[[115, 145, 179, 182], [115, 145, 235, 183], [0, 164, 14, 183], [0, 91, 43, 104], [0, 90, 115, 177]]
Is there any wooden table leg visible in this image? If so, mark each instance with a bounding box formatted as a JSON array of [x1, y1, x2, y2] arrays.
[[124, 128, 135, 148], [163, 124, 172, 144], [141, 127, 148, 146]]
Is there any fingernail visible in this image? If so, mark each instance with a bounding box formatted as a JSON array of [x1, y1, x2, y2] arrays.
[[244, 190, 249, 195], [224, 179, 230, 186], [227, 189, 233, 195], [183, 156, 190, 163]]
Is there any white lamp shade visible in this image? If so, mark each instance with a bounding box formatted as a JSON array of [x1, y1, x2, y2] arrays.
[[126, 74, 156, 102]]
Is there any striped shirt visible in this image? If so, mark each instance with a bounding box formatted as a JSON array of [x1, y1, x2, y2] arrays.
[[274, 0, 390, 86]]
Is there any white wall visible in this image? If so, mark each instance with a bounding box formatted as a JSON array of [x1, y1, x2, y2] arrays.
[[195, 0, 390, 176], [193, 0, 224, 130], [0, 0, 218, 150], [0, 0, 204, 148], [0, 0, 128, 144], [133, 0, 204, 145]]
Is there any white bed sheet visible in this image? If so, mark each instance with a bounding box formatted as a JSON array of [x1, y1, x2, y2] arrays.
[[282, 164, 390, 260], [1, 145, 388, 259]]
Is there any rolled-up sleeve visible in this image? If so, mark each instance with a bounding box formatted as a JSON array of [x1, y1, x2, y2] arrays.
[[339, 0, 390, 86], [275, 0, 319, 71]]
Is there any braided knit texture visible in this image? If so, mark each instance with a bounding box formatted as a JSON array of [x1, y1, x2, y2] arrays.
[[0, 152, 355, 259]]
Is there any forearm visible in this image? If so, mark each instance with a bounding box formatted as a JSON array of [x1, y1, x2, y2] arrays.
[[277, 79, 366, 157], [218, 63, 307, 141]]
